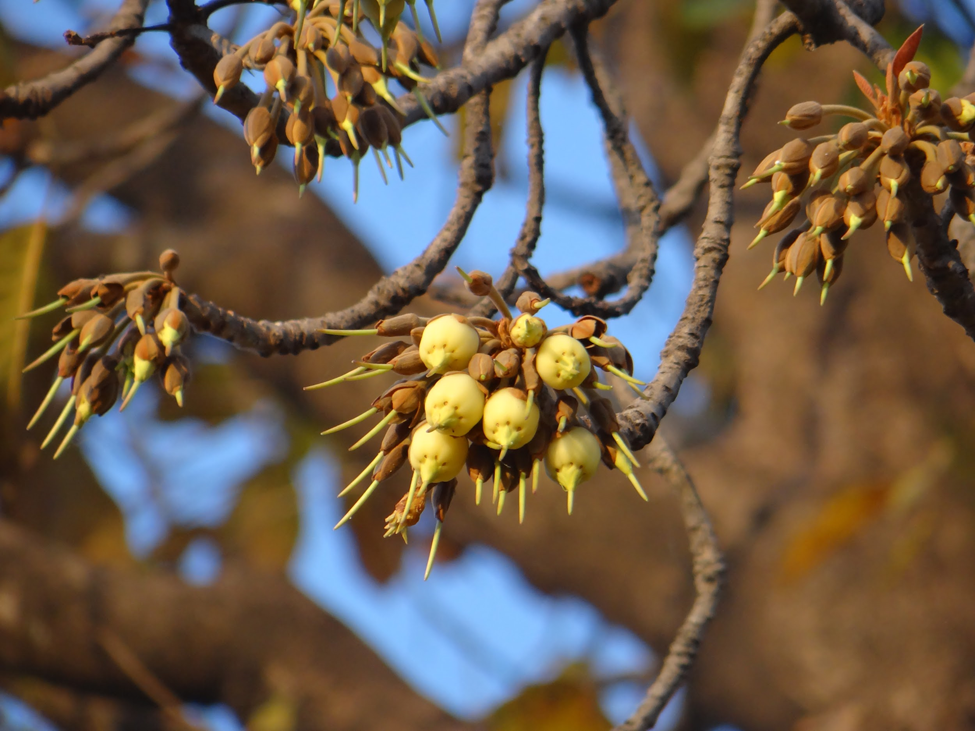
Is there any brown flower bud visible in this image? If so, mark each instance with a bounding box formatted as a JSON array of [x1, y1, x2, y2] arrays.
[[588, 397, 619, 434], [75, 355, 120, 424], [875, 188, 906, 229], [468, 352, 496, 383], [298, 22, 323, 51], [92, 279, 125, 308], [419, 39, 439, 68], [777, 138, 815, 176], [843, 190, 878, 235], [155, 307, 190, 355], [338, 64, 365, 100], [937, 139, 965, 173], [920, 159, 947, 193], [466, 443, 495, 484], [295, 144, 319, 186], [57, 278, 97, 306], [355, 82, 378, 107], [250, 34, 277, 65], [941, 96, 975, 131], [817, 250, 844, 285], [838, 167, 870, 196], [465, 270, 493, 297], [838, 122, 869, 150], [880, 127, 910, 156], [362, 340, 409, 365], [356, 105, 388, 149], [410, 326, 424, 347], [818, 230, 848, 261], [886, 223, 916, 262], [381, 419, 412, 453], [378, 105, 403, 147], [950, 186, 975, 220], [375, 441, 409, 482], [69, 309, 98, 333], [758, 196, 801, 235], [159, 249, 180, 275], [748, 149, 781, 181], [251, 135, 279, 173], [286, 110, 315, 147], [325, 44, 351, 75], [291, 75, 315, 113], [771, 171, 806, 197], [947, 162, 975, 189], [898, 61, 931, 92], [879, 155, 911, 193], [787, 232, 820, 278], [313, 101, 336, 136], [377, 313, 423, 336], [808, 140, 840, 183], [244, 106, 276, 149], [782, 101, 822, 129], [909, 88, 941, 122], [264, 56, 296, 99], [163, 355, 191, 406], [391, 26, 419, 66], [494, 348, 521, 378], [390, 347, 426, 375], [58, 343, 86, 379], [78, 313, 113, 350], [568, 315, 608, 341], [432, 479, 457, 522], [348, 38, 380, 66], [388, 382, 426, 414], [125, 278, 168, 326], [133, 333, 164, 382], [213, 54, 243, 96]]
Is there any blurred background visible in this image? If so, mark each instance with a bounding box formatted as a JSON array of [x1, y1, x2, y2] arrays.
[[1, 1, 975, 730]]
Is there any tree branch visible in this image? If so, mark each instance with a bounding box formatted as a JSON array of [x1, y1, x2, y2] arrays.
[[0, 0, 150, 121], [0, 521, 468, 731], [613, 436, 724, 731], [618, 12, 800, 451]]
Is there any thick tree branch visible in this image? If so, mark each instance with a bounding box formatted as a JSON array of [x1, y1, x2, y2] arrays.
[[0, 521, 468, 731], [614, 437, 724, 731], [0, 0, 150, 121]]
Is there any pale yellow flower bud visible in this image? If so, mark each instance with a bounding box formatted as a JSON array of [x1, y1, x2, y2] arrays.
[[423, 372, 485, 436], [482, 388, 540, 456], [408, 425, 469, 486], [418, 315, 480, 374], [536, 334, 591, 390]]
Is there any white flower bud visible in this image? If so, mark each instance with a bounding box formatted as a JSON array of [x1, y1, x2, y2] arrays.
[[408, 424, 469, 486], [418, 315, 480, 374], [424, 372, 485, 436], [482, 388, 539, 455], [536, 334, 591, 390]]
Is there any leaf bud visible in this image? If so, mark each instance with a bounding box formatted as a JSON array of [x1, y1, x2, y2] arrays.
[[536, 334, 591, 390], [781, 101, 822, 129]]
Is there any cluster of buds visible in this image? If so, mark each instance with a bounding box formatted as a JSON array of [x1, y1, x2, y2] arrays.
[[213, 0, 443, 199], [20, 250, 192, 458], [745, 27, 973, 304], [314, 269, 649, 579]]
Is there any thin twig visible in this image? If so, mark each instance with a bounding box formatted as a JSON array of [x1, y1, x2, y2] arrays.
[[618, 12, 800, 450], [97, 629, 203, 731], [64, 23, 173, 48], [0, 0, 150, 121], [613, 436, 724, 731], [473, 49, 549, 317]]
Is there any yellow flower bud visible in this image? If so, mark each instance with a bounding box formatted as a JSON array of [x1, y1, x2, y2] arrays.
[[424, 372, 485, 436], [482, 388, 539, 455], [408, 424, 469, 486], [509, 314, 547, 348], [418, 315, 479, 374], [536, 334, 591, 390]]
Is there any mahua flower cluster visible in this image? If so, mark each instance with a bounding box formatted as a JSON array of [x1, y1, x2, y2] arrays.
[[21, 251, 192, 458], [213, 0, 442, 199], [746, 27, 974, 303], [315, 269, 650, 579]]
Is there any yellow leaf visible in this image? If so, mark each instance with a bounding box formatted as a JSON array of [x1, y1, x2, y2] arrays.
[[247, 692, 296, 731], [0, 220, 48, 417], [488, 664, 610, 731]]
